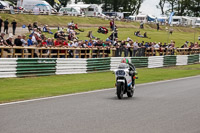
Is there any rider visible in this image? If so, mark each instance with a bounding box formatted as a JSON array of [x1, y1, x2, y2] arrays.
[[121, 58, 136, 86]]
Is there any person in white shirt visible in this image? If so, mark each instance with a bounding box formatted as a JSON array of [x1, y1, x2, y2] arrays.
[[154, 42, 160, 48], [133, 41, 139, 56], [31, 33, 37, 44]]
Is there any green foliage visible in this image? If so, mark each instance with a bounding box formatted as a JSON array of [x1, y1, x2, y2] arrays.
[[157, 0, 200, 17]]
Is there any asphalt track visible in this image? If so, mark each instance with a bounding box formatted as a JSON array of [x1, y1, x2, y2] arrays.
[[0, 76, 200, 133]]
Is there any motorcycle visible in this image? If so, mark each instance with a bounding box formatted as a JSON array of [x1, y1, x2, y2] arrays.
[[114, 63, 137, 99]]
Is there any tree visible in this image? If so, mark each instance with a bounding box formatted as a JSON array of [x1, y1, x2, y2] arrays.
[[156, 0, 166, 15]]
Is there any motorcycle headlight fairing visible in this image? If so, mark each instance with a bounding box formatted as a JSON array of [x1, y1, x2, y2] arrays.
[[116, 70, 126, 76]]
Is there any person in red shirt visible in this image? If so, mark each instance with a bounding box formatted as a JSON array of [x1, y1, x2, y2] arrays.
[[54, 38, 62, 47], [61, 39, 68, 54], [42, 39, 47, 47]]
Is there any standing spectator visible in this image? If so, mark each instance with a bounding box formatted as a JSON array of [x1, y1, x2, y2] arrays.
[[110, 19, 114, 31], [11, 19, 17, 35], [27, 35, 33, 46], [14, 35, 22, 46], [133, 41, 139, 56], [6, 35, 13, 46], [0, 16, 3, 32], [4, 19, 9, 34], [140, 21, 144, 29], [14, 35, 23, 54], [157, 22, 160, 31], [21, 35, 27, 46], [0, 32, 8, 45]]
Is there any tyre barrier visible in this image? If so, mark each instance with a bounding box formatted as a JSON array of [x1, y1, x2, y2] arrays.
[[148, 56, 164, 68], [0, 55, 199, 78], [176, 55, 188, 66], [0, 58, 17, 78], [16, 59, 57, 77], [56, 58, 87, 75], [164, 56, 177, 67], [87, 58, 111, 72]]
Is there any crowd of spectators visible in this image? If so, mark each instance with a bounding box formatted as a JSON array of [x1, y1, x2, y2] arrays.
[[0, 21, 199, 58]]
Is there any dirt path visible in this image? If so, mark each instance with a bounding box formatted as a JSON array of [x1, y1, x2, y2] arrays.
[[4, 27, 29, 39]]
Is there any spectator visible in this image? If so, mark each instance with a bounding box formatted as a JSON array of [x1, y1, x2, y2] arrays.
[[46, 38, 53, 46], [6, 35, 13, 46], [11, 19, 17, 35], [156, 22, 160, 31], [4, 19, 9, 34], [28, 24, 32, 32], [0, 16, 3, 32], [0, 32, 8, 46], [21, 35, 27, 46], [140, 21, 144, 29], [110, 19, 114, 31], [14, 35, 23, 53], [133, 41, 139, 56], [27, 35, 33, 46], [169, 28, 173, 35]]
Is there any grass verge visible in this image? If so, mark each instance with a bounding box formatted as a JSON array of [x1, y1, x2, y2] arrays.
[[0, 64, 200, 103]]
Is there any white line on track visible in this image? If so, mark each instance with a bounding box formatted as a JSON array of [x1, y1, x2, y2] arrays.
[[0, 75, 200, 106]]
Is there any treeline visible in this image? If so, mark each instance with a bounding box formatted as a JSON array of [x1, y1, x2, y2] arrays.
[[45, 0, 200, 17], [45, 0, 143, 14], [157, 0, 200, 17]]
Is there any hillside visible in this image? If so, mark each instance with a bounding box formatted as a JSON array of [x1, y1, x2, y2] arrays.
[[1, 14, 200, 47]]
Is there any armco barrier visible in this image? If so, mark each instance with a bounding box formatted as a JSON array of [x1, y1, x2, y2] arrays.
[[176, 55, 188, 66], [0, 58, 17, 78], [148, 56, 164, 68], [56, 58, 87, 75], [131, 57, 148, 68], [16, 59, 57, 77], [164, 56, 177, 67], [87, 58, 111, 72]]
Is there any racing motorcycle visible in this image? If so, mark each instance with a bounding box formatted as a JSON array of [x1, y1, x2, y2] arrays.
[[114, 63, 137, 99]]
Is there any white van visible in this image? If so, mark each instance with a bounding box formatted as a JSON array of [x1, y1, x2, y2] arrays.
[[195, 18, 200, 27], [171, 16, 182, 26]]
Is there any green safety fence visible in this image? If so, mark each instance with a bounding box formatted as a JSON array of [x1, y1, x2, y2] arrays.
[[16, 59, 57, 77], [131, 57, 149, 68], [164, 56, 177, 67], [87, 58, 111, 72]]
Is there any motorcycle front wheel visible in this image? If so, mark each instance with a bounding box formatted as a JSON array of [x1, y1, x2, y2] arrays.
[[117, 82, 124, 99], [127, 87, 134, 97]]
